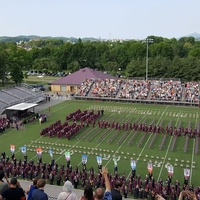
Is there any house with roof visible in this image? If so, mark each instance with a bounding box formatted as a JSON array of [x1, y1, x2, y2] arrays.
[[51, 67, 116, 93]]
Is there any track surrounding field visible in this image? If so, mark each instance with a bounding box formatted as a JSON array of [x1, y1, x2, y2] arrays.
[[1, 100, 199, 187]]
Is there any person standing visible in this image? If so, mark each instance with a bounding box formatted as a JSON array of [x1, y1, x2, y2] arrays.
[[111, 180, 122, 200], [57, 180, 78, 200], [32, 179, 48, 200], [123, 185, 128, 198], [94, 166, 112, 200], [26, 177, 39, 200], [0, 170, 9, 195], [80, 184, 94, 200], [0, 177, 26, 200]]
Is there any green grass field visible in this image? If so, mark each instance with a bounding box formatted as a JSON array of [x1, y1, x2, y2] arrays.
[[1, 100, 200, 187], [23, 75, 58, 84]]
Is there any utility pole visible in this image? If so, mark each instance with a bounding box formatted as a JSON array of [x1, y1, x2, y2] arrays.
[[146, 38, 153, 81]]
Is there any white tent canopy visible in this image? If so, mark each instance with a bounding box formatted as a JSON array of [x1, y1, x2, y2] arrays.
[[6, 103, 38, 111]]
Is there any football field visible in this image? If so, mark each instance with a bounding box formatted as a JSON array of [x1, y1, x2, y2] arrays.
[[1, 100, 199, 187]]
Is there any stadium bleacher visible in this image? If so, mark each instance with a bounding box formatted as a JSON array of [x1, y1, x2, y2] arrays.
[[76, 79, 200, 106], [0, 84, 45, 114]]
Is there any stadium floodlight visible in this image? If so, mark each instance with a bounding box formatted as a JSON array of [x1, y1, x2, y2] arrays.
[[145, 38, 153, 81]]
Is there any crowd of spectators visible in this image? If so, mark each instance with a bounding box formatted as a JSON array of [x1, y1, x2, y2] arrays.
[[0, 167, 48, 200], [185, 82, 199, 103], [149, 80, 183, 101], [76, 79, 200, 104], [117, 80, 150, 99], [77, 79, 95, 97], [0, 118, 10, 133], [90, 79, 122, 98]]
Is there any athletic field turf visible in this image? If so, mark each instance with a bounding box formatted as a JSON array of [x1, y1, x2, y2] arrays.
[[1, 100, 199, 186]]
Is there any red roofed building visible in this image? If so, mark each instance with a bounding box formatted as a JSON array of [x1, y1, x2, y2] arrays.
[[51, 67, 116, 93]]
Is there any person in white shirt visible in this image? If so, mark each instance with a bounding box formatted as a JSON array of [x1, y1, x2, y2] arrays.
[[57, 180, 78, 200]]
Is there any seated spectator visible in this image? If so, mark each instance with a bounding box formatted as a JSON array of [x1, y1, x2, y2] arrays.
[[94, 166, 111, 200], [118, 80, 149, 100], [32, 179, 48, 200], [185, 82, 199, 103], [58, 180, 78, 200], [91, 79, 121, 98], [76, 79, 94, 97], [0, 177, 26, 200], [150, 80, 182, 101]]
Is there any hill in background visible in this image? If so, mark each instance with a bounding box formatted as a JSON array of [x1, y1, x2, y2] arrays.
[[0, 35, 100, 43], [184, 32, 200, 40], [0, 33, 200, 43]]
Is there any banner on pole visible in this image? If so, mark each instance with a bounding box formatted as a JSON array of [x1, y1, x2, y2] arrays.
[[49, 149, 53, 158], [21, 146, 26, 155], [10, 144, 15, 154], [130, 159, 136, 170], [36, 148, 42, 156], [82, 154, 88, 164], [96, 156, 102, 165], [184, 168, 190, 179], [65, 151, 71, 161], [167, 165, 174, 176], [147, 160, 153, 173]]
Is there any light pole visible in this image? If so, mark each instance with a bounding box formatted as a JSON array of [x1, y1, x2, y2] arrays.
[[146, 38, 153, 81]]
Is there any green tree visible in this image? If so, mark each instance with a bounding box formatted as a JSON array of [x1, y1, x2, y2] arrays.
[[68, 61, 79, 72], [125, 59, 145, 78], [0, 44, 12, 85], [104, 61, 119, 75], [189, 48, 200, 58], [33, 57, 59, 72], [10, 65, 24, 83]]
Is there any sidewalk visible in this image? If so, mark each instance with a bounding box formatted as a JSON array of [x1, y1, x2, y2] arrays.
[[34, 97, 67, 113]]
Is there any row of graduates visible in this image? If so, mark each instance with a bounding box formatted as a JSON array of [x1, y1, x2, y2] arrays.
[[67, 109, 102, 122], [1, 149, 198, 200], [40, 109, 101, 139], [39, 107, 199, 139], [97, 119, 200, 137], [0, 152, 124, 193]]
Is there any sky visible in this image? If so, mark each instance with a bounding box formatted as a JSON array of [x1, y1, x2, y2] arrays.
[[1, 0, 200, 40]]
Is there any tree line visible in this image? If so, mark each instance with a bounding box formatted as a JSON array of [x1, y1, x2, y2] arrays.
[[0, 36, 200, 85]]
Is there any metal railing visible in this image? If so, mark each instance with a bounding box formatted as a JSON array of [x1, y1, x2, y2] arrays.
[[48, 195, 58, 200]]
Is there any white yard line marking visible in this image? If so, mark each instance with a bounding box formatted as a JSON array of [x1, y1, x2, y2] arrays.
[[96, 109, 148, 175], [55, 112, 117, 163], [189, 111, 198, 184], [30, 138, 62, 160], [190, 139, 195, 185], [157, 111, 181, 181], [0, 128, 16, 137], [126, 106, 169, 180], [14, 136, 43, 154], [55, 140, 83, 162], [126, 132, 153, 180], [104, 131, 133, 167], [11, 103, 74, 157]]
